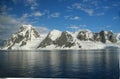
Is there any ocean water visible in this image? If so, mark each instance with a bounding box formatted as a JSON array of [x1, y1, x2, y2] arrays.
[[0, 48, 119, 79]]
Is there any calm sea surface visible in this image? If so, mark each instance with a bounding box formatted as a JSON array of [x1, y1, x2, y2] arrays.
[[0, 48, 119, 79]]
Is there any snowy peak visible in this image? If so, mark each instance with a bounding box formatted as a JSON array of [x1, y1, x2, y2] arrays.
[[48, 29, 62, 41], [4, 25, 40, 49], [21, 24, 32, 30], [19, 25, 40, 39]]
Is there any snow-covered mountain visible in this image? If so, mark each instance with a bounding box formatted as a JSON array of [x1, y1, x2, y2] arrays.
[[37, 29, 118, 49], [3, 25, 120, 50], [4, 25, 45, 50]]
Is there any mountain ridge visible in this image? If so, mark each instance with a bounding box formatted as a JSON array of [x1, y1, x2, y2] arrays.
[[2, 25, 120, 50]]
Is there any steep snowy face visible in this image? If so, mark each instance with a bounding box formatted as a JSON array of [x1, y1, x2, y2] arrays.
[[19, 25, 40, 39], [49, 30, 62, 41], [37, 30, 62, 48], [38, 31, 75, 48], [116, 33, 120, 41], [4, 25, 40, 49]]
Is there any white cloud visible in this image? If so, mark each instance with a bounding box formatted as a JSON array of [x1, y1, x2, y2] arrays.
[[49, 12, 60, 18], [19, 11, 43, 22], [69, 3, 94, 16], [91, 1, 98, 6], [70, 16, 80, 20], [72, 3, 82, 9], [67, 6, 73, 9], [67, 24, 88, 31], [12, 0, 39, 10], [0, 15, 20, 25], [82, 8, 94, 16], [34, 12, 43, 17], [34, 26, 50, 34], [0, 15, 22, 39], [103, 6, 110, 9], [64, 15, 70, 19], [79, 24, 87, 27], [21, 13, 29, 18], [65, 15, 81, 20], [26, 0, 39, 10], [0, 14, 50, 39], [105, 25, 111, 28], [19, 13, 31, 24]]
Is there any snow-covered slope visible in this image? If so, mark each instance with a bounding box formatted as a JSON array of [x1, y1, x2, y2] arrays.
[[3, 25, 120, 50], [4, 25, 45, 50], [117, 33, 120, 42], [48, 29, 62, 41]]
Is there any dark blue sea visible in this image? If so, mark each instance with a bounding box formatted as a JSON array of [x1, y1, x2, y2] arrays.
[[0, 48, 119, 79]]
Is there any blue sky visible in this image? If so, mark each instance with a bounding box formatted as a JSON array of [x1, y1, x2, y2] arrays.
[[0, 0, 120, 39]]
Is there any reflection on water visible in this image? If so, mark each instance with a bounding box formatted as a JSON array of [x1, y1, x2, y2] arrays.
[[0, 49, 119, 79]]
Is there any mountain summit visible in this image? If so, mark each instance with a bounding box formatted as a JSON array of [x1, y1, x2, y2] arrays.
[[4, 25, 40, 49]]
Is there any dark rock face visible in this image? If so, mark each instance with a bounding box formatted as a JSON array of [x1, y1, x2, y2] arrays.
[[32, 28, 40, 38], [107, 31, 117, 43], [94, 33, 101, 41], [77, 30, 94, 41], [99, 30, 117, 43], [38, 33, 53, 48], [77, 30, 117, 43], [54, 32, 75, 48], [20, 41, 27, 46], [5, 25, 40, 49], [38, 31, 75, 48], [77, 31, 87, 40], [99, 30, 106, 43]]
